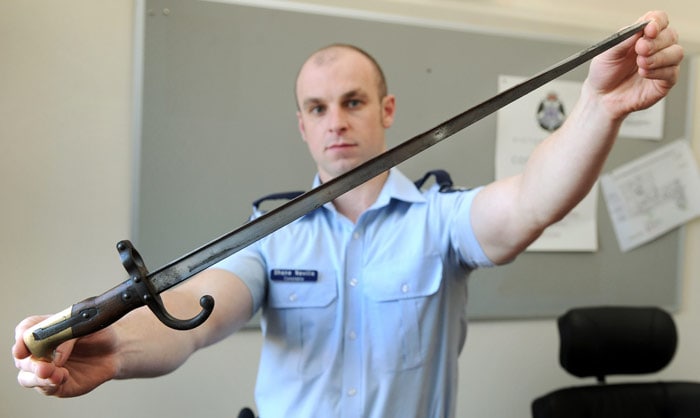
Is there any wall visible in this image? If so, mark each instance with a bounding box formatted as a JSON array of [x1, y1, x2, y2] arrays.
[[1, 1, 698, 417], [223, 0, 700, 53]]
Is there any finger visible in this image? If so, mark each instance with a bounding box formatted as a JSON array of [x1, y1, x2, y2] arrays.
[[16, 357, 68, 390], [12, 338, 30, 360], [640, 11, 669, 38], [52, 340, 76, 367], [17, 369, 69, 397], [36, 385, 60, 396], [638, 61, 681, 89], [17, 369, 56, 391], [637, 43, 684, 74], [15, 355, 54, 379], [637, 25, 680, 58], [13, 315, 50, 359]]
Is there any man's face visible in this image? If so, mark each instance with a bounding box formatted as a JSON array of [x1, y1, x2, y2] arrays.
[[295, 48, 395, 182]]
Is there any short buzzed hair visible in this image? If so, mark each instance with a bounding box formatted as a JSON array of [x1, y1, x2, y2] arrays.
[[294, 44, 388, 108]]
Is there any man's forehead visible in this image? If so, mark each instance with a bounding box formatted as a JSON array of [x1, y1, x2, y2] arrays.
[[295, 45, 384, 108], [298, 55, 374, 93]]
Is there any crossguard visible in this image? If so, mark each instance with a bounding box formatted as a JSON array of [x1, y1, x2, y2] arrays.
[[117, 240, 214, 330]]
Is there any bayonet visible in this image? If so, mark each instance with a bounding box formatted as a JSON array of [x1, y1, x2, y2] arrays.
[[24, 21, 648, 360]]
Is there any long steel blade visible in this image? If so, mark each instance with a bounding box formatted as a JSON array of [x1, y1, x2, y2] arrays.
[[148, 21, 648, 292]]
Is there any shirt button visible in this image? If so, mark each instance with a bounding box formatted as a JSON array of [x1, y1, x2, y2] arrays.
[[347, 388, 357, 397], [348, 331, 357, 340], [352, 232, 361, 240], [349, 278, 358, 287], [288, 293, 298, 302], [401, 283, 410, 293]]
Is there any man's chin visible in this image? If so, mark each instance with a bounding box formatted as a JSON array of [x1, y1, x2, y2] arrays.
[[322, 159, 364, 178]]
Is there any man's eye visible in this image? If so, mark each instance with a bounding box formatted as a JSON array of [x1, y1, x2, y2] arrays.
[[310, 105, 325, 115], [346, 99, 361, 109]]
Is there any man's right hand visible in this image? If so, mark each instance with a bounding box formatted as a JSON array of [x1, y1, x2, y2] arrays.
[[13, 269, 255, 397], [13, 315, 118, 397]]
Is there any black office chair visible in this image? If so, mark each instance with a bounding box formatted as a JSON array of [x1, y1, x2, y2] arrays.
[[532, 306, 700, 418], [237, 407, 256, 418]]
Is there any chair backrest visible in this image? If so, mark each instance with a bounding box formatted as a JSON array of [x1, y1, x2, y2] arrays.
[[531, 306, 700, 418], [558, 306, 677, 382]]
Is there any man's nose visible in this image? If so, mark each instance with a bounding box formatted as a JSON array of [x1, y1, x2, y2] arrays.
[[327, 106, 349, 134]]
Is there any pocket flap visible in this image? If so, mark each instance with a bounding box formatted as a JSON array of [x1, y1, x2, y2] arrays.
[[267, 269, 337, 308], [363, 254, 443, 302]]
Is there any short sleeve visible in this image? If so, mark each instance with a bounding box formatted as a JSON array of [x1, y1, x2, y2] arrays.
[[446, 186, 495, 269], [211, 243, 267, 315]]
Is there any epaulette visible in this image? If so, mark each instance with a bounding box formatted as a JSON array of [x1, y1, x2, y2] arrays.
[[251, 169, 470, 216], [251, 191, 305, 217], [413, 169, 470, 193]]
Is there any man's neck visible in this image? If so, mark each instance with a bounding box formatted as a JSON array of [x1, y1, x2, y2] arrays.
[[330, 171, 389, 223]]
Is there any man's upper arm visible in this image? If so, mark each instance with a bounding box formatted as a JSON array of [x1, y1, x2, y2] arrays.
[[470, 175, 545, 265]]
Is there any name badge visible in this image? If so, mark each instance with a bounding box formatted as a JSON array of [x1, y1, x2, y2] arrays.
[[270, 269, 318, 282]]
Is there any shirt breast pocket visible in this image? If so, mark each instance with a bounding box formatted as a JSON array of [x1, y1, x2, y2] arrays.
[[363, 254, 444, 373], [264, 269, 338, 378]]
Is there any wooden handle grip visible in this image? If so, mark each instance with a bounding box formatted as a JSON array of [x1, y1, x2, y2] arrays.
[[23, 307, 75, 361], [22, 280, 144, 361]]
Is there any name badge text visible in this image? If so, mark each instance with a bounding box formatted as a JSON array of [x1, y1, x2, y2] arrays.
[[270, 269, 318, 282]]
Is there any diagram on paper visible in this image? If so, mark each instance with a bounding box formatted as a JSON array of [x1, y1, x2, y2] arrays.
[[601, 140, 700, 252]]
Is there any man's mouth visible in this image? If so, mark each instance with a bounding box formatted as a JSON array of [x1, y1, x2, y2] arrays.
[[326, 142, 355, 151]]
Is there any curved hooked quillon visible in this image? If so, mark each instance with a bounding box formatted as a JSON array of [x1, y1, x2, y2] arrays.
[[116, 240, 214, 330]]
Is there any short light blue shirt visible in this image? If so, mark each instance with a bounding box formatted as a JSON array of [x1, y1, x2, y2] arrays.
[[214, 168, 493, 418]]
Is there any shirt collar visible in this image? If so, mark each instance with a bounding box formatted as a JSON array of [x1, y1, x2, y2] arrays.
[[312, 168, 426, 213]]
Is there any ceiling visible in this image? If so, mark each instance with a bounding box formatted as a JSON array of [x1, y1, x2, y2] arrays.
[[217, 0, 699, 53]]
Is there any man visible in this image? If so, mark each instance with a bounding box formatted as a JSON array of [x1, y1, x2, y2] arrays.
[[14, 11, 683, 418]]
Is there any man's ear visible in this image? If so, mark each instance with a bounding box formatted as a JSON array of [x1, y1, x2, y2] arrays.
[[381, 94, 396, 129], [297, 111, 307, 142]]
